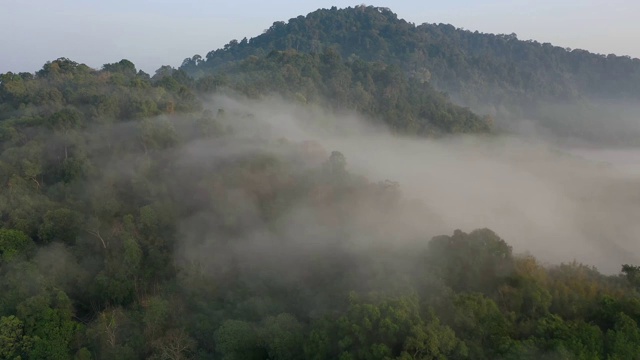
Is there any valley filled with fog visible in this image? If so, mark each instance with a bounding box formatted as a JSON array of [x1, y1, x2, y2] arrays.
[[1, 5, 640, 360], [212, 95, 640, 274]]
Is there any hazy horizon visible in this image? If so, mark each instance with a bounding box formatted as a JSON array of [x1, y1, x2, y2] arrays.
[[2, 0, 640, 74]]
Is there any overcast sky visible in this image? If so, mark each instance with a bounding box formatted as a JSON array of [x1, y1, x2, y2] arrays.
[[2, 0, 639, 74]]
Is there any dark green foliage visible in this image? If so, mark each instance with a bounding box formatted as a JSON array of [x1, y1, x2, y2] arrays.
[[427, 228, 513, 294], [0, 315, 31, 359], [444, 293, 513, 358], [102, 59, 137, 77], [305, 294, 466, 360], [204, 49, 491, 135], [16, 291, 82, 360], [605, 313, 640, 359], [259, 314, 304, 360], [0, 42, 639, 360], [184, 5, 640, 145], [621, 264, 640, 290], [0, 229, 35, 262], [38, 208, 82, 244], [214, 320, 265, 360], [192, 5, 640, 102]]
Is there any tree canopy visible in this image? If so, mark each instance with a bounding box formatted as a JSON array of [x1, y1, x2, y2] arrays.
[[182, 5, 640, 145], [1, 8, 640, 358]]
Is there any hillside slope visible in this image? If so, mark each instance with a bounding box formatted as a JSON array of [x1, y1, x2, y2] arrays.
[[184, 5, 640, 101], [181, 5, 640, 145], [1, 59, 640, 360], [202, 49, 492, 135]]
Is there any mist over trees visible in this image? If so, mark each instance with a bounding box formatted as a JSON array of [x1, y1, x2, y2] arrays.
[[182, 5, 640, 146], [1, 6, 640, 360]]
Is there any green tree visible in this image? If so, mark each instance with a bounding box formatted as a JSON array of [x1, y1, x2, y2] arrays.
[[259, 313, 304, 360], [605, 313, 640, 359], [103, 59, 137, 77], [38, 208, 82, 244], [446, 293, 513, 358], [214, 320, 265, 360], [0, 315, 32, 359], [427, 228, 513, 294], [621, 264, 640, 290], [0, 229, 35, 262], [16, 291, 81, 360]]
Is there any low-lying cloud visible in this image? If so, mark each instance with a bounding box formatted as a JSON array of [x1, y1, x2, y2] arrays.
[[176, 95, 639, 274]]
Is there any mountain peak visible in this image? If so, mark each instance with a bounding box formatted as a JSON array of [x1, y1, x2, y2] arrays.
[[179, 5, 640, 145]]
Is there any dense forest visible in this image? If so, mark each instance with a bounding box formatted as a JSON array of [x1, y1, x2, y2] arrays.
[[1, 5, 640, 360], [184, 5, 640, 101], [209, 49, 491, 134], [0, 57, 639, 360], [180, 5, 640, 145]]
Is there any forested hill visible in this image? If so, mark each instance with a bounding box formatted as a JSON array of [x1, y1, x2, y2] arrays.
[[0, 55, 491, 138], [2, 33, 640, 360], [209, 50, 491, 134], [180, 5, 640, 145], [183, 5, 640, 102]]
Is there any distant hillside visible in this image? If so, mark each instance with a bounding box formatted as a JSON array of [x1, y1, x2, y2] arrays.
[[2, 18, 640, 360], [181, 5, 640, 145], [184, 5, 640, 100]]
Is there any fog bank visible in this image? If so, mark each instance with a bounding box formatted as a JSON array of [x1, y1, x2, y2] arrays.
[[196, 95, 640, 273]]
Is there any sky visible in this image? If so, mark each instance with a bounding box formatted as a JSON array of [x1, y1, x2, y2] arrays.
[[2, 0, 639, 74]]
